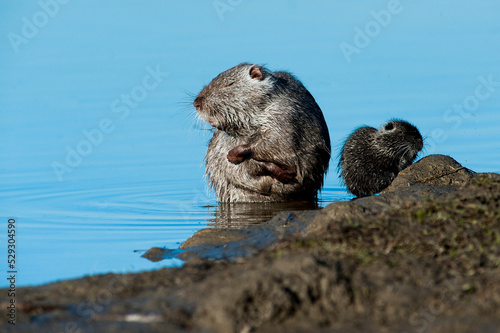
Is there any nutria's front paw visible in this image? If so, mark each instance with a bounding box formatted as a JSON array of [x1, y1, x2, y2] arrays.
[[263, 162, 296, 183], [227, 145, 252, 164], [275, 169, 296, 183]]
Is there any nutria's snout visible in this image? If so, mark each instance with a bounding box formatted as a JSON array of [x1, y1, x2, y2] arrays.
[[194, 98, 214, 126], [412, 149, 419, 159], [417, 138, 424, 151], [410, 134, 424, 160], [407, 149, 419, 161], [193, 97, 202, 111], [409, 137, 423, 157], [193, 95, 216, 127]]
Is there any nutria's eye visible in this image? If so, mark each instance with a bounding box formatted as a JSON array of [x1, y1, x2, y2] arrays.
[[225, 81, 235, 87], [384, 122, 394, 131]]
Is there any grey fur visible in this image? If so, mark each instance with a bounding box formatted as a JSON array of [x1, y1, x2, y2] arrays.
[[338, 119, 423, 197], [193, 63, 331, 202]]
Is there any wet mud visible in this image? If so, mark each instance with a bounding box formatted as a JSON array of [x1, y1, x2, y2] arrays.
[[2, 155, 499, 333]]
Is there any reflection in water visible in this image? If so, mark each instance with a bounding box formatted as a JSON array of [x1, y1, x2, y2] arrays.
[[140, 190, 349, 264], [142, 204, 321, 263], [207, 201, 320, 229]]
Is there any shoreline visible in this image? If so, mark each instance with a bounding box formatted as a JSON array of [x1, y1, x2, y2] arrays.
[[2, 154, 499, 332]]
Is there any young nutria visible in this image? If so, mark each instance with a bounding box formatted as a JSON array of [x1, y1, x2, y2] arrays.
[[338, 119, 423, 197], [193, 63, 331, 202]]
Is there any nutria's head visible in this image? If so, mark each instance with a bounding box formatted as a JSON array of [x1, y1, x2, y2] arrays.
[[193, 63, 276, 135], [375, 119, 424, 170]]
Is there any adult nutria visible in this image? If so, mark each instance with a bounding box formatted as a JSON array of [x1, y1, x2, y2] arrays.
[[193, 63, 331, 202], [338, 119, 423, 197]]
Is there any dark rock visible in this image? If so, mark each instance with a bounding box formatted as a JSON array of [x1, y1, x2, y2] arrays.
[[306, 154, 475, 237], [384, 154, 476, 192]]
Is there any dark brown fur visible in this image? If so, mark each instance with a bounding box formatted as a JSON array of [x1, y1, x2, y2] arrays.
[[338, 119, 423, 197], [193, 63, 331, 202]]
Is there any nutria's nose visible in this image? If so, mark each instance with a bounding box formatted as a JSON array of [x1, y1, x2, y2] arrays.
[[193, 97, 202, 110]]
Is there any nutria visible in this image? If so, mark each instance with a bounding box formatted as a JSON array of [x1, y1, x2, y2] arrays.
[[193, 63, 331, 202], [338, 119, 423, 197]]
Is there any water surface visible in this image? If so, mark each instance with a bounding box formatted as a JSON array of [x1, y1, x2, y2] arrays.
[[1, 1, 499, 287]]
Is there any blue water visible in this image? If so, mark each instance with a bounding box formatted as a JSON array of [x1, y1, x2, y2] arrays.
[[1, 1, 499, 287]]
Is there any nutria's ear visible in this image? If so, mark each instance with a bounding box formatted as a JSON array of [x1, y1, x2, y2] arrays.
[[249, 65, 264, 80], [384, 122, 395, 131]]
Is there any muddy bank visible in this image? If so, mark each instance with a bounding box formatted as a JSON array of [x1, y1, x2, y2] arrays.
[[2, 155, 500, 332]]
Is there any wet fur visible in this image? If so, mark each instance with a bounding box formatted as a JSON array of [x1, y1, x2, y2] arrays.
[[338, 119, 423, 197], [194, 63, 331, 202]]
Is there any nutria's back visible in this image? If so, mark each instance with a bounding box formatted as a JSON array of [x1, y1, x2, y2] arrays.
[[193, 63, 331, 202]]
